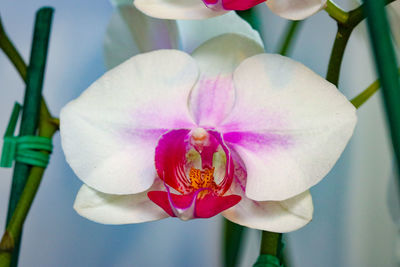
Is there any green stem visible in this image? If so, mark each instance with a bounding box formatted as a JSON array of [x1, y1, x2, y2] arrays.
[[278, 21, 302, 56], [363, 0, 400, 198], [253, 232, 283, 267], [324, 0, 397, 86], [349, 68, 400, 109], [222, 220, 246, 267], [259, 232, 282, 256], [351, 78, 380, 109], [0, 17, 27, 80], [326, 25, 353, 86], [325, 0, 397, 26], [0, 13, 52, 122], [325, 1, 349, 24], [0, 97, 58, 267], [1, 8, 54, 267]]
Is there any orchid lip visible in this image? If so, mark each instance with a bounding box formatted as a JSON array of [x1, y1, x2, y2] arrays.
[[165, 186, 209, 220], [150, 128, 239, 219]]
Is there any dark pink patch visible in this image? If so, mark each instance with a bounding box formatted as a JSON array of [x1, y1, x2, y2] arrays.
[[154, 129, 191, 194], [208, 130, 235, 195], [196, 193, 241, 218], [203, 0, 218, 4], [148, 191, 241, 218], [221, 0, 264, 10]]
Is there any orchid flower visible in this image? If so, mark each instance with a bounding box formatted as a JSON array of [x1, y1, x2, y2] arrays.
[[60, 30, 356, 232], [104, 1, 263, 69], [133, 0, 327, 20]]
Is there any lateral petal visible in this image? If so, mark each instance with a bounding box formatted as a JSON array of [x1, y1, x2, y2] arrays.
[[74, 180, 168, 224], [223, 190, 313, 232], [60, 50, 198, 195], [221, 54, 356, 201]]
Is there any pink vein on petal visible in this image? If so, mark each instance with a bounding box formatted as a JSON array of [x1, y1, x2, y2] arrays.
[[223, 131, 291, 151], [190, 76, 234, 127], [123, 128, 168, 142]]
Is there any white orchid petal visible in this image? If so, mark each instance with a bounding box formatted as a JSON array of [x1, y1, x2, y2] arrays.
[[177, 11, 263, 53], [189, 34, 263, 127], [74, 180, 168, 224], [104, 4, 179, 69], [223, 191, 313, 232], [266, 0, 327, 20], [221, 54, 356, 201], [134, 0, 227, 20], [60, 50, 198, 195]]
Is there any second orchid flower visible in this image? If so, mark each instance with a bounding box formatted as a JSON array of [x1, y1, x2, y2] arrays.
[[134, 0, 328, 20]]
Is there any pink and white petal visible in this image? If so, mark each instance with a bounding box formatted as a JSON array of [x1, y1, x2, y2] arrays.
[[222, 190, 313, 232], [74, 180, 168, 224], [221, 54, 356, 201], [134, 0, 227, 20], [189, 34, 264, 127], [266, 0, 327, 20], [60, 50, 198, 195], [104, 4, 179, 69], [177, 11, 263, 54]]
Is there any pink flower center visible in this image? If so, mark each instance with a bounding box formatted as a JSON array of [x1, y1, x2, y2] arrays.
[[148, 128, 241, 220]]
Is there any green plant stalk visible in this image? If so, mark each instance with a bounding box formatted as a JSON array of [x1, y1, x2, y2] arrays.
[[326, 25, 353, 86], [350, 68, 400, 109], [325, 1, 349, 24], [0, 17, 26, 80], [363, 0, 400, 192], [252, 232, 283, 267], [351, 78, 380, 109], [325, 0, 397, 86], [4, 8, 54, 267], [0, 101, 58, 267], [259, 231, 282, 256], [278, 20, 303, 56], [222, 219, 246, 267], [0, 15, 52, 125]]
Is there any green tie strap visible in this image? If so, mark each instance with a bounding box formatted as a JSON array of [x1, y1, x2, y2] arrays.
[[1, 103, 53, 168], [253, 254, 283, 267]]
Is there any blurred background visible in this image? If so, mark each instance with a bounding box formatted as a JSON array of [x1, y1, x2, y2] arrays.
[[0, 0, 398, 266]]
